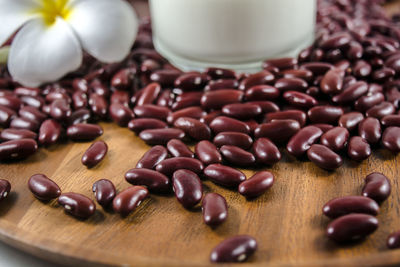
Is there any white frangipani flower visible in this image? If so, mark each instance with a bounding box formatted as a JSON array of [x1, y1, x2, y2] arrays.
[[0, 0, 138, 87]]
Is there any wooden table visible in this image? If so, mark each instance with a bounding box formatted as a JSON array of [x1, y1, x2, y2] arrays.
[[1, 1, 400, 266]]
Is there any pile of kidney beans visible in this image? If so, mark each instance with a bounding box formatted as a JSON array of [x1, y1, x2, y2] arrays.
[[1, 0, 400, 263]]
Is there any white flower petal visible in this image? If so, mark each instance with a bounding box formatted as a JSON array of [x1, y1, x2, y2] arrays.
[[8, 17, 82, 87], [67, 0, 138, 63], [0, 0, 40, 46]]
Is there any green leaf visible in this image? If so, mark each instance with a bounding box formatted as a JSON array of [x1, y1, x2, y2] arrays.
[[0, 46, 10, 64]]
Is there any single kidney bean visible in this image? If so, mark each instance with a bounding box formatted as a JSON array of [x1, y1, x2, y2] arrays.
[[136, 145, 168, 169], [274, 78, 308, 92], [368, 84, 383, 94], [0, 95, 21, 111], [167, 106, 206, 124], [320, 127, 350, 151], [195, 140, 222, 165], [300, 62, 333, 76], [263, 57, 297, 70], [358, 117, 381, 144], [334, 60, 351, 72], [320, 32, 351, 49], [213, 132, 253, 149], [0, 129, 37, 141], [362, 172, 391, 203], [81, 140, 108, 168], [140, 58, 161, 73], [58, 193, 96, 219], [110, 68, 135, 90], [387, 231, 400, 249], [282, 69, 313, 82], [347, 41, 363, 60], [0, 139, 38, 161], [245, 85, 280, 101], [0, 106, 16, 127], [174, 117, 211, 141], [134, 104, 171, 121], [202, 193, 228, 227], [109, 103, 134, 127], [38, 119, 62, 146], [136, 83, 161, 106], [221, 103, 262, 120], [307, 144, 343, 170], [210, 235, 257, 263], [0, 180, 11, 201], [167, 139, 194, 158], [322, 196, 379, 219], [254, 120, 301, 143], [347, 136, 371, 161], [111, 91, 130, 107], [174, 73, 209, 91], [265, 110, 306, 127], [125, 168, 170, 193], [68, 108, 91, 125], [382, 114, 400, 127], [91, 80, 110, 97], [139, 128, 185, 145], [353, 60, 372, 78], [172, 170, 203, 209], [72, 78, 89, 92], [246, 101, 280, 114], [252, 138, 281, 165], [205, 79, 239, 91], [150, 69, 181, 87], [339, 112, 364, 132], [200, 111, 223, 125], [28, 174, 61, 201], [386, 54, 400, 73], [326, 214, 378, 243], [308, 106, 344, 124], [89, 93, 108, 119], [209, 116, 250, 134], [72, 91, 87, 110], [201, 89, 244, 110], [283, 91, 318, 109], [128, 118, 167, 134], [320, 68, 344, 94], [203, 164, 246, 188], [66, 124, 103, 141], [205, 67, 236, 80], [49, 99, 71, 120], [14, 87, 40, 97], [372, 67, 395, 83], [10, 117, 39, 132], [156, 89, 173, 107], [113, 186, 149, 216], [155, 157, 204, 177], [287, 126, 323, 158], [92, 179, 116, 207], [238, 171, 274, 199], [382, 127, 400, 152], [220, 145, 255, 167], [366, 102, 396, 119], [332, 81, 369, 104], [312, 124, 334, 133], [355, 92, 385, 112], [20, 96, 44, 109], [172, 93, 202, 111], [386, 87, 400, 109], [238, 71, 274, 90]]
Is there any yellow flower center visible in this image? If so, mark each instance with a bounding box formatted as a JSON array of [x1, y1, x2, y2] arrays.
[[34, 0, 72, 26]]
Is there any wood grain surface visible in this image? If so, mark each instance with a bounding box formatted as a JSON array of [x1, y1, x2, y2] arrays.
[[1, 1, 400, 267]]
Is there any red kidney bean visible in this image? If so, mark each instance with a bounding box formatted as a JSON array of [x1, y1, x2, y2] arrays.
[[68, 108, 91, 125], [358, 117, 381, 144], [111, 91, 130, 107], [156, 89, 173, 107], [136, 83, 161, 106], [113, 186, 149, 216], [252, 138, 281, 165], [382, 115, 400, 127], [339, 112, 364, 132], [72, 91, 87, 110], [88, 93, 108, 119], [139, 128, 185, 145], [220, 145, 255, 167], [10, 117, 39, 132], [125, 168, 170, 193], [282, 69, 313, 83], [348, 136, 371, 161], [167, 106, 206, 124], [20, 96, 44, 109], [255, 120, 300, 143], [0, 95, 21, 111], [366, 102, 395, 119], [353, 60, 372, 78], [92, 179, 116, 207], [246, 101, 280, 114], [238, 71, 274, 90], [244, 120, 258, 134], [28, 174, 61, 201], [265, 110, 306, 127], [320, 32, 351, 49], [172, 93, 202, 111], [385, 54, 400, 73], [0, 106, 16, 127], [66, 123, 103, 141], [322, 196, 379, 219], [386, 87, 400, 109], [201, 89, 243, 110], [200, 111, 222, 125], [140, 58, 161, 73], [301, 62, 333, 76], [72, 78, 89, 92], [283, 91, 318, 109], [205, 68, 236, 80], [221, 103, 262, 120], [238, 171, 274, 199], [136, 145, 168, 169], [174, 117, 211, 141], [307, 144, 343, 170], [372, 67, 395, 83], [245, 85, 280, 101], [326, 214, 378, 243], [332, 81, 368, 104], [172, 169, 203, 209], [155, 157, 203, 177], [167, 139, 193, 158], [195, 140, 222, 165], [0, 139, 37, 161], [150, 69, 181, 87], [213, 132, 253, 149], [387, 231, 400, 249], [347, 41, 363, 60], [0, 180, 11, 201], [364, 172, 391, 204], [128, 118, 167, 134], [311, 124, 334, 133], [202, 193, 228, 227], [334, 60, 351, 72], [203, 164, 246, 188], [81, 140, 108, 168], [287, 126, 323, 157], [38, 119, 62, 146], [58, 192, 96, 219], [263, 57, 297, 70], [308, 106, 344, 124], [109, 103, 134, 127], [368, 84, 383, 94], [382, 127, 400, 152], [14, 87, 40, 97], [174, 73, 209, 91], [205, 79, 239, 91], [320, 68, 344, 94], [111, 68, 135, 90], [0, 129, 37, 141], [320, 127, 350, 151], [209, 116, 250, 135], [274, 78, 308, 92], [355, 92, 385, 112], [19, 106, 47, 124], [210, 235, 257, 263], [134, 104, 171, 121]]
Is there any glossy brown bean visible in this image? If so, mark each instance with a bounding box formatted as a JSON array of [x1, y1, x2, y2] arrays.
[[308, 106, 343, 124], [263, 57, 297, 70], [287, 126, 323, 157], [300, 62, 333, 76], [0, 106, 16, 127], [38, 119, 62, 146], [213, 132, 253, 149], [220, 145, 255, 166], [311, 124, 334, 133], [0, 180, 11, 201], [48, 99, 70, 120], [200, 111, 222, 125], [382, 115, 400, 127], [89, 93, 108, 118], [255, 120, 301, 143], [265, 110, 306, 127], [372, 68, 395, 83], [139, 128, 185, 145], [203, 164, 246, 188], [201, 90, 243, 110], [210, 235, 257, 263], [111, 91, 130, 107], [109, 103, 134, 127], [72, 91, 87, 110], [14, 87, 40, 97], [0, 129, 37, 141], [320, 127, 350, 151], [156, 89, 173, 107], [10, 117, 39, 132], [136, 145, 168, 169], [0, 139, 38, 161], [66, 123, 103, 141], [68, 108, 91, 125], [326, 214, 378, 243], [0, 95, 21, 111], [353, 60, 372, 78], [167, 139, 194, 158], [134, 104, 171, 121], [172, 93, 202, 111], [128, 118, 167, 134], [320, 68, 344, 94], [110, 68, 135, 90], [322, 196, 379, 219], [136, 83, 161, 106], [205, 68, 236, 80], [112, 186, 149, 217], [245, 85, 280, 101], [358, 117, 381, 144], [28, 174, 61, 201], [205, 79, 239, 91], [172, 170, 203, 209], [155, 157, 204, 176], [274, 78, 308, 92], [202, 193, 228, 227], [282, 69, 313, 82], [174, 117, 211, 141], [238, 171, 274, 199], [362, 172, 391, 203], [174, 73, 209, 91], [332, 81, 368, 104], [307, 144, 343, 170], [150, 69, 181, 87], [347, 136, 371, 161], [238, 71, 274, 90], [81, 140, 108, 168], [195, 140, 222, 165], [221, 103, 262, 120], [20, 96, 44, 109], [252, 138, 281, 165], [92, 179, 116, 207], [339, 112, 364, 132], [320, 32, 351, 49], [355, 93, 385, 112], [125, 168, 170, 193], [366, 102, 396, 119], [382, 127, 400, 152], [58, 193, 96, 219], [167, 106, 206, 124], [246, 101, 280, 114], [283, 91, 318, 109], [209, 116, 250, 134]]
